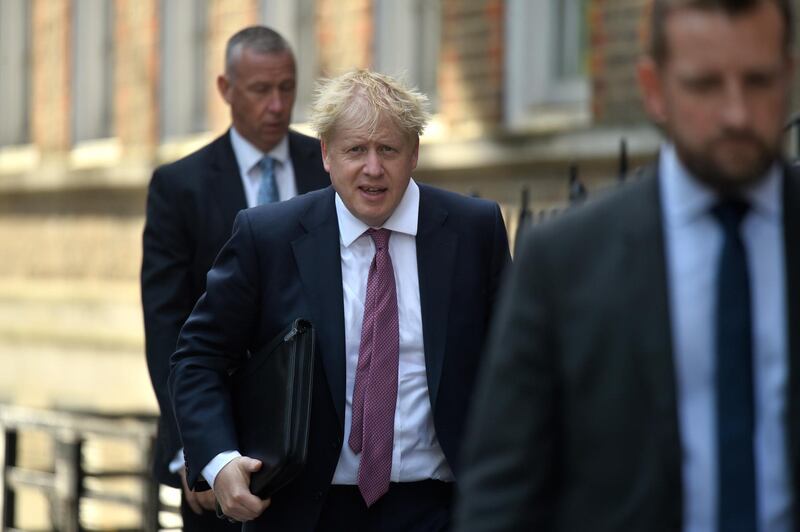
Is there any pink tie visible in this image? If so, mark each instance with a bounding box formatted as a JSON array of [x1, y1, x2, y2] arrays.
[[348, 228, 399, 507]]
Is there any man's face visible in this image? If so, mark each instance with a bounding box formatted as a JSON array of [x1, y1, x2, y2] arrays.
[[218, 48, 296, 153], [638, 2, 792, 191], [322, 115, 418, 227]]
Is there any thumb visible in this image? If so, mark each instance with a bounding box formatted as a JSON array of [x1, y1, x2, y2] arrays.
[[240, 457, 263, 473]]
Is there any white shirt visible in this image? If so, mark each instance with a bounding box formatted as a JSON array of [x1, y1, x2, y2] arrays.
[[331, 178, 454, 484], [230, 126, 298, 206], [660, 144, 792, 531], [201, 179, 453, 488]]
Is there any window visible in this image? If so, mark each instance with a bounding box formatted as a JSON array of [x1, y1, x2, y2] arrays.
[[373, 0, 441, 107], [260, 0, 318, 121], [505, 0, 590, 129], [160, 0, 208, 139], [72, 0, 114, 142], [0, 0, 31, 147]]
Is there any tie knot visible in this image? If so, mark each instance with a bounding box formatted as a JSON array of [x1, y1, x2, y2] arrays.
[[260, 156, 275, 172], [712, 199, 749, 232], [367, 228, 391, 251]]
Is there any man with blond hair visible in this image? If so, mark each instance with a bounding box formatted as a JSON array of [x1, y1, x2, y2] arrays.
[[169, 70, 510, 531], [455, 0, 799, 530]]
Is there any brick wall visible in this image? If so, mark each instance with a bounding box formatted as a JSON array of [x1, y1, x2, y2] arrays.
[[115, 0, 159, 158], [439, 0, 504, 134], [316, 0, 372, 75], [31, 0, 71, 153], [590, 0, 648, 126]]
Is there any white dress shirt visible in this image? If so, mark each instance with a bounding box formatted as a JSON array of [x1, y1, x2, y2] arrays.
[[660, 144, 793, 531], [201, 179, 453, 489], [230, 126, 298, 206], [331, 178, 454, 484]]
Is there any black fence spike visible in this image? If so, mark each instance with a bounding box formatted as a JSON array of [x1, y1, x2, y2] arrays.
[[618, 137, 628, 182], [513, 186, 532, 254], [518, 186, 530, 227], [568, 162, 587, 204]]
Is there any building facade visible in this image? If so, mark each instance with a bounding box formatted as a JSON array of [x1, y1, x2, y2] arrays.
[[1, 0, 799, 436]]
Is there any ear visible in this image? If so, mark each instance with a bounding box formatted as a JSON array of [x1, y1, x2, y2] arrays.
[[410, 137, 419, 170], [321, 139, 332, 173], [217, 74, 232, 105], [637, 57, 667, 124]]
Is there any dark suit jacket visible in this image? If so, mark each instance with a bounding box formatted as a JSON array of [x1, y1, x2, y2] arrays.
[[141, 129, 329, 487], [455, 165, 800, 531], [169, 184, 510, 530]]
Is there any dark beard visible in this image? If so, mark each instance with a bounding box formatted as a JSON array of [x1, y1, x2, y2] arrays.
[[673, 131, 782, 194]]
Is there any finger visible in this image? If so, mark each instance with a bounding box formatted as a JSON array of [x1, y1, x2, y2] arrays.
[[240, 457, 263, 472], [197, 490, 217, 511], [185, 491, 203, 515], [225, 492, 269, 521], [180, 470, 204, 514]]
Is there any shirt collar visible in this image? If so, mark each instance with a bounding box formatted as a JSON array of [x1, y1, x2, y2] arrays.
[[659, 142, 782, 226], [335, 179, 420, 247], [229, 127, 290, 175]]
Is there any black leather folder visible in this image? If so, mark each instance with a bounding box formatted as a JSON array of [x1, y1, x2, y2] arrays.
[[229, 318, 315, 499]]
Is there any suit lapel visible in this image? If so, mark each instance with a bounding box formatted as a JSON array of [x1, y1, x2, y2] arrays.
[[291, 189, 347, 426], [416, 186, 458, 408], [621, 169, 683, 513], [208, 131, 247, 224], [781, 165, 800, 506]]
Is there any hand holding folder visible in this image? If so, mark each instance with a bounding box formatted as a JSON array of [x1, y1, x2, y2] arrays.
[[217, 318, 315, 521]]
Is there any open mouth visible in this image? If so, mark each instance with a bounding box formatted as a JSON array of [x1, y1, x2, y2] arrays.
[[359, 186, 387, 196]]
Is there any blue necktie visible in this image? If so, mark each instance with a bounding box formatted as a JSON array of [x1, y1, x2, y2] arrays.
[[713, 199, 756, 532], [257, 156, 279, 205]]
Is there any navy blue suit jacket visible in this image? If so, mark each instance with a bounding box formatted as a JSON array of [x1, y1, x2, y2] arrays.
[[169, 184, 510, 530], [141, 130, 329, 487]]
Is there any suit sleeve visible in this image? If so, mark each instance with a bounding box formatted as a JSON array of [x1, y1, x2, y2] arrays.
[[140, 168, 195, 476], [168, 210, 260, 488], [454, 228, 559, 531]]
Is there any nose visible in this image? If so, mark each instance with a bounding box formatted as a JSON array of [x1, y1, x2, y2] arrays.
[[720, 80, 750, 130], [266, 89, 285, 114], [363, 149, 384, 177]]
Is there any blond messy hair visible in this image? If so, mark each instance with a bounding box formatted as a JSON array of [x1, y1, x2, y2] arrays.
[[309, 69, 431, 143]]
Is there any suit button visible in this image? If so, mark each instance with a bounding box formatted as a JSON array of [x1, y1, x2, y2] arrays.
[[331, 439, 340, 450], [313, 490, 324, 501]]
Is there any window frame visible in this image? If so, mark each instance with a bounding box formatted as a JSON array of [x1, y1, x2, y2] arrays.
[[0, 0, 31, 147], [159, 0, 208, 140], [71, 0, 115, 143], [505, 0, 590, 130]]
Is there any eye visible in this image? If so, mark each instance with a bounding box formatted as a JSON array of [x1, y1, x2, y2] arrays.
[[378, 145, 397, 154], [249, 83, 271, 94], [683, 76, 720, 94], [744, 71, 779, 90], [347, 146, 366, 154], [279, 81, 296, 93]]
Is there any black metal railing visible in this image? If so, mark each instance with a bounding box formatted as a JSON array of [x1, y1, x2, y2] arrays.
[[0, 404, 178, 531]]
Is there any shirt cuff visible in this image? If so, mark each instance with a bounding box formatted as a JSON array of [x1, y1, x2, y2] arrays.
[[202, 450, 242, 490], [168, 448, 185, 474]]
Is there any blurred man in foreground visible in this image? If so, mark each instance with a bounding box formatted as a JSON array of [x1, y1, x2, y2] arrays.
[[456, 1, 799, 530]]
